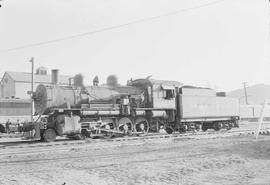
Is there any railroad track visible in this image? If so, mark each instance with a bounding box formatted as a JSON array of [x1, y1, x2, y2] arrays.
[[0, 129, 241, 149], [0, 145, 232, 169], [1, 127, 270, 157]]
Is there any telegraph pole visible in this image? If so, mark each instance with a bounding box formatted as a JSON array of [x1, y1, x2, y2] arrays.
[[29, 57, 34, 124], [242, 82, 249, 105]]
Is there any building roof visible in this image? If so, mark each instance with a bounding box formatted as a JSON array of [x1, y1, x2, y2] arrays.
[[36, 66, 47, 70], [3, 71, 71, 84], [148, 79, 183, 87]]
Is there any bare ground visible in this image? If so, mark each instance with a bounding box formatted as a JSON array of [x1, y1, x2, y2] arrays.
[[1, 135, 270, 185]]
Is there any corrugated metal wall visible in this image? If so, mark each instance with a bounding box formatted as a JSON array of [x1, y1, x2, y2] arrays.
[[0, 99, 31, 123]]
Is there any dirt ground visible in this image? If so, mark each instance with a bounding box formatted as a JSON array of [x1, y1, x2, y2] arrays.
[[0, 134, 270, 185]]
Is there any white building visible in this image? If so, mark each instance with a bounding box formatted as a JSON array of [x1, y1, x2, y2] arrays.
[[0, 67, 71, 99]]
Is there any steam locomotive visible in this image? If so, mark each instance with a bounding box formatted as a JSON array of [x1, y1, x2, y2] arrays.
[[31, 73, 239, 142]]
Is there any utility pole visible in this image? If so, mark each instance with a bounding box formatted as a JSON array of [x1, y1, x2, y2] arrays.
[[242, 82, 249, 105], [255, 101, 267, 139], [29, 57, 34, 124]]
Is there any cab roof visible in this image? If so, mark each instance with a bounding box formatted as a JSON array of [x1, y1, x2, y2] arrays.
[[129, 78, 183, 88]]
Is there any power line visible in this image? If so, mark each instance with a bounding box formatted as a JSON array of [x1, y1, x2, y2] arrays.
[[0, 0, 225, 52]]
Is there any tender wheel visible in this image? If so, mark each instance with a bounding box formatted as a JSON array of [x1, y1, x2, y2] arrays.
[[195, 124, 201, 131], [214, 122, 222, 131], [81, 129, 90, 137], [202, 124, 208, 132], [226, 122, 233, 130], [165, 125, 174, 134], [43, 129, 56, 142], [134, 117, 149, 134], [179, 125, 187, 133]]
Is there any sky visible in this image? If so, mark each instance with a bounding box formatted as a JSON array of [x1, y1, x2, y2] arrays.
[[0, 0, 269, 91]]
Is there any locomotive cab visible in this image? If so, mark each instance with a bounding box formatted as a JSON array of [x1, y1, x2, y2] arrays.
[[129, 79, 182, 110], [129, 79, 183, 133]]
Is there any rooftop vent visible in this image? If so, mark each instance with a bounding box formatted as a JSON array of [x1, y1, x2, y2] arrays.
[[36, 66, 47, 75]]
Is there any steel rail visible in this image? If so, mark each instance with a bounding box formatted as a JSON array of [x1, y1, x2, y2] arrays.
[[1, 128, 269, 158]]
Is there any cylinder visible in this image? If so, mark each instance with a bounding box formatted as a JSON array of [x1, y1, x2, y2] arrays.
[[51, 69, 59, 85]]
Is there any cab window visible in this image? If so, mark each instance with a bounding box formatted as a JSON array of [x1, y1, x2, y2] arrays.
[[164, 89, 174, 99]]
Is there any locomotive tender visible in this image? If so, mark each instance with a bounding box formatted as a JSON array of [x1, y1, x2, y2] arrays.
[[32, 72, 239, 142]]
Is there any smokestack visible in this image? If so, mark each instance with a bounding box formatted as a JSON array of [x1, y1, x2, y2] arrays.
[[51, 69, 59, 85]]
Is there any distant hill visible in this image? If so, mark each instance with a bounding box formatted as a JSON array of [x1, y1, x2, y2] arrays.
[[227, 84, 270, 105]]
